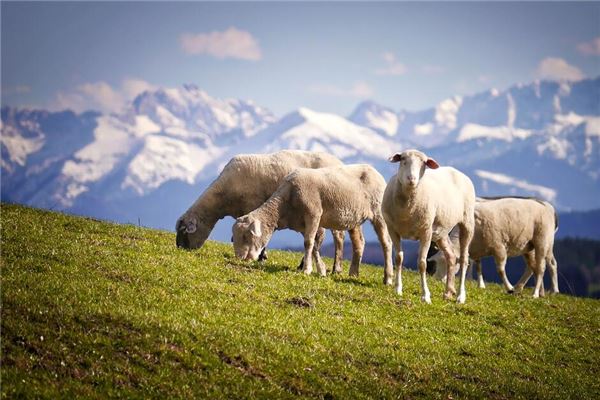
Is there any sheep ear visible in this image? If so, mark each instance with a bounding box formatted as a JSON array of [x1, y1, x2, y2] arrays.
[[425, 158, 439, 169], [388, 153, 402, 163], [249, 220, 262, 237]]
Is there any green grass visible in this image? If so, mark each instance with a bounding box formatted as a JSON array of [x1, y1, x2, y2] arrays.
[[2, 203, 599, 399]]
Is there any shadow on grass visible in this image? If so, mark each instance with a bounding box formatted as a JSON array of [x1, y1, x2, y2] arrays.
[[331, 275, 376, 288], [222, 253, 294, 274]]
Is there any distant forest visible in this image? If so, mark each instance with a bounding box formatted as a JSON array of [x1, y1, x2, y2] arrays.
[[556, 209, 600, 240]]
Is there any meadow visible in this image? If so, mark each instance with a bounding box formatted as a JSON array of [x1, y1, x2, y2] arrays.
[[2, 204, 599, 399]]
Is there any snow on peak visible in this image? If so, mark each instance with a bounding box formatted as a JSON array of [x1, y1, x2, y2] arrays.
[[458, 124, 532, 142], [132, 84, 275, 140], [260, 107, 397, 160], [0, 120, 45, 169], [348, 101, 400, 136], [475, 169, 557, 202], [585, 117, 600, 137], [413, 123, 434, 136], [434, 96, 462, 131], [122, 135, 225, 195], [550, 113, 600, 137]]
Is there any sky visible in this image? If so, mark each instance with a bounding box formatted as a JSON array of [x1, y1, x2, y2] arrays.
[[2, 2, 600, 117]]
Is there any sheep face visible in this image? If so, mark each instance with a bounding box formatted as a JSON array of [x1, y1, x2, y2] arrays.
[[427, 250, 448, 278], [389, 149, 439, 189], [176, 214, 210, 249], [232, 217, 271, 261]]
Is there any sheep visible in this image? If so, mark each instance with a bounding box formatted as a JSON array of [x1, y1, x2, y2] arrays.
[[232, 164, 394, 283], [382, 149, 476, 304], [176, 150, 358, 273], [427, 196, 559, 297]]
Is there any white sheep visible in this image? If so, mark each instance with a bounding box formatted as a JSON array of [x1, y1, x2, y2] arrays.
[[176, 150, 356, 273], [382, 149, 476, 304], [232, 164, 394, 282], [427, 196, 559, 297]]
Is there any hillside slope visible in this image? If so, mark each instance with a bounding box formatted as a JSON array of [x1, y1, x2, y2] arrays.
[[1, 204, 599, 398]]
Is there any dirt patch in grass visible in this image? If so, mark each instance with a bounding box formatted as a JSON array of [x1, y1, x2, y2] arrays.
[[286, 296, 315, 308]]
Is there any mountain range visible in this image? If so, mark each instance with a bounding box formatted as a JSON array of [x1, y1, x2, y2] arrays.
[[2, 78, 599, 245]]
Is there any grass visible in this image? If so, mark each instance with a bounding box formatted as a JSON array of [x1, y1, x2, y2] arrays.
[[1, 203, 599, 399]]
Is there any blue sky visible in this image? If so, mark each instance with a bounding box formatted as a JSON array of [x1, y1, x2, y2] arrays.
[[2, 2, 599, 116]]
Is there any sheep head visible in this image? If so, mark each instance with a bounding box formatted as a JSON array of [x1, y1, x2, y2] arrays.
[[389, 149, 439, 189], [176, 213, 211, 249], [232, 215, 272, 261]]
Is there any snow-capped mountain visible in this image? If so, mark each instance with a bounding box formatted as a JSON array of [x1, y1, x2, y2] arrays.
[[349, 77, 600, 209], [1, 85, 275, 211], [220, 107, 400, 162], [1, 78, 599, 243]]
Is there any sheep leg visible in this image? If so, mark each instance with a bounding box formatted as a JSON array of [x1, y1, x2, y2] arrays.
[[436, 236, 457, 300], [389, 230, 403, 295], [474, 259, 486, 289], [493, 251, 514, 293], [547, 252, 559, 294], [296, 227, 326, 271], [302, 215, 321, 276], [372, 216, 394, 285], [456, 222, 473, 304], [348, 227, 365, 277], [514, 251, 535, 293], [532, 247, 547, 298], [312, 227, 328, 277], [417, 232, 433, 304], [331, 230, 345, 274]]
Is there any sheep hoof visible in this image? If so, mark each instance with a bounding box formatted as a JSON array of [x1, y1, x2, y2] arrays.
[[513, 285, 524, 294], [384, 277, 393, 286], [258, 248, 268, 262], [303, 268, 312, 275], [457, 294, 466, 304], [443, 291, 454, 301], [421, 295, 432, 304]]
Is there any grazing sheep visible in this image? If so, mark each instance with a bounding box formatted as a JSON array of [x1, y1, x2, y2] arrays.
[[176, 150, 355, 273], [232, 164, 394, 282], [428, 196, 559, 297], [382, 149, 476, 304]]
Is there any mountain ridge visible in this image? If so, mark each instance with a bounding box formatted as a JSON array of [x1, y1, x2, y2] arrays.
[[2, 77, 599, 242]]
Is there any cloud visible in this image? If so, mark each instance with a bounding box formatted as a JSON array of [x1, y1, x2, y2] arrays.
[[535, 57, 584, 82], [577, 37, 600, 56], [374, 52, 407, 76], [52, 79, 156, 114], [180, 27, 261, 61], [308, 81, 374, 98]]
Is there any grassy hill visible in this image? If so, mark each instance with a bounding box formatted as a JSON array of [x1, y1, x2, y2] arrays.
[[2, 204, 599, 399]]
